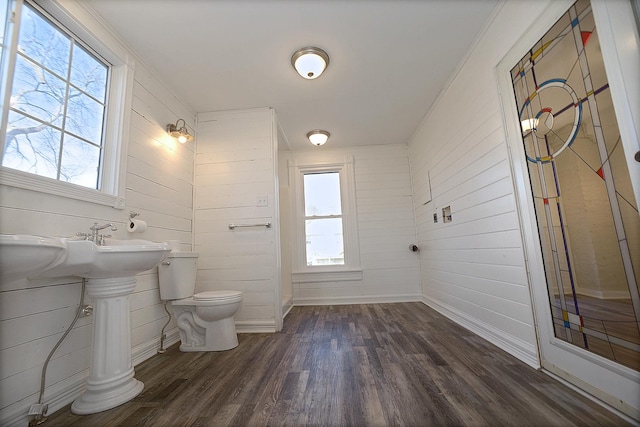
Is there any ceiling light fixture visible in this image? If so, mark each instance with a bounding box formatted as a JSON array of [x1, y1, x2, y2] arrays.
[[521, 118, 539, 133], [291, 46, 329, 79], [166, 118, 193, 143], [307, 130, 330, 146]]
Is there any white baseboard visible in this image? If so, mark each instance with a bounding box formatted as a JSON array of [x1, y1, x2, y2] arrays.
[[283, 302, 294, 319], [282, 295, 293, 318], [293, 293, 422, 306], [34, 379, 86, 423], [132, 328, 180, 364], [236, 319, 277, 333], [542, 365, 640, 423], [421, 295, 540, 369]]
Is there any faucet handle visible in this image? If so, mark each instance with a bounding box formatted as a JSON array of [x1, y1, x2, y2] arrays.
[[97, 234, 112, 246], [76, 232, 91, 240]]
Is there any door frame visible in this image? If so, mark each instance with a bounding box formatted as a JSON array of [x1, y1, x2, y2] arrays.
[[496, 0, 640, 419]]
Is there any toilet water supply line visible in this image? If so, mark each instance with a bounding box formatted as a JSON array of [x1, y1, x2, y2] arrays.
[[29, 280, 89, 425], [158, 301, 172, 354]]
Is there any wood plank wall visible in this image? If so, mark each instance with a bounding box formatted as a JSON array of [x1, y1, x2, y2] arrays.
[[195, 109, 279, 333], [407, 1, 543, 367], [0, 59, 195, 426], [283, 145, 421, 305]]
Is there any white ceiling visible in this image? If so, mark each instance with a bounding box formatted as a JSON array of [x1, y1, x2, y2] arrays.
[[85, 0, 499, 151]]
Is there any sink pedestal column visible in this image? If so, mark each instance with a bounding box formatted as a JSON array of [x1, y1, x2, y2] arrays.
[[71, 276, 143, 415]]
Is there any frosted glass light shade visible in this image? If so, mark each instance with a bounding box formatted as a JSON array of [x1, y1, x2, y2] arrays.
[[307, 130, 330, 146], [292, 47, 329, 79]]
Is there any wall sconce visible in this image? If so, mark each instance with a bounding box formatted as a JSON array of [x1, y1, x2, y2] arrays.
[[166, 118, 193, 143], [291, 46, 330, 79], [307, 129, 330, 146]]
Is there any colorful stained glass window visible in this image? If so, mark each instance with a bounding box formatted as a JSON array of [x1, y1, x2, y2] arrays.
[[511, 0, 640, 371]]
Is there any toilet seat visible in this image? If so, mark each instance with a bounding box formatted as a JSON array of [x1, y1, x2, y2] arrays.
[[194, 290, 242, 301]]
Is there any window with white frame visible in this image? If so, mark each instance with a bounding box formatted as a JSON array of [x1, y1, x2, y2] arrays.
[[304, 171, 344, 266], [290, 157, 361, 282], [0, 0, 133, 208]]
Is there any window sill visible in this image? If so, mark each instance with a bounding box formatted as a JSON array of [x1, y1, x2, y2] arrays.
[[0, 168, 125, 209], [292, 269, 363, 283]]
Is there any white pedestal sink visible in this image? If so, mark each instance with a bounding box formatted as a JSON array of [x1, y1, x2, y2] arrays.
[[38, 237, 171, 414], [0, 235, 66, 283]]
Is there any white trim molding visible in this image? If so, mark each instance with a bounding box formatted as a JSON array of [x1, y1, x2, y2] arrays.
[[288, 155, 361, 279], [0, 0, 135, 210], [295, 294, 422, 306], [236, 319, 278, 334], [292, 269, 363, 283], [421, 295, 540, 369]]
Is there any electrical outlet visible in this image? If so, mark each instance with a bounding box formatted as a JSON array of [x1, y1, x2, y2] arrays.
[[442, 206, 452, 223], [257, 196, 268, 207]]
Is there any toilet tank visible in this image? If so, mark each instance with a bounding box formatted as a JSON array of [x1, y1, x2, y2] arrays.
[[158, 252, 198, 300]]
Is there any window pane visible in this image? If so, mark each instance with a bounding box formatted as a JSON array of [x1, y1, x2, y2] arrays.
[[11, 55, 66, 126], [304, 172, 342, 216], [66, 88, 104, 143], [2, 1, 110, 191], [3, 110, 61, 179], [60, 134, 100, 188], [305, 218, 344, 266], [18, 3, 71, 78], [71, 43, 107, 102]]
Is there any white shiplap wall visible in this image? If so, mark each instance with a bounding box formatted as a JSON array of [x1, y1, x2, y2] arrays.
[[0, 37, 194, 427], [407, 1, 550, 367], [194, 108, 280, 332], [285, 145, 421, 305]]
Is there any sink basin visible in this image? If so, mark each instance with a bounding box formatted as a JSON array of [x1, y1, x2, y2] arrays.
[[39, 238, 171, 279], [0, 234, 66, 281]]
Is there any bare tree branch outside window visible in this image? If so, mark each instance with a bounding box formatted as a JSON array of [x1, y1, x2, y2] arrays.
[[2, 2, 108, 189]]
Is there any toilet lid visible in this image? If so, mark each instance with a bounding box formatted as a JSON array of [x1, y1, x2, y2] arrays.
[[193, 290, 242, 301]]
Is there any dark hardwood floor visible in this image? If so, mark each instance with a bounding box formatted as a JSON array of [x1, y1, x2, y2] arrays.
[[44, 303, 631, 426]]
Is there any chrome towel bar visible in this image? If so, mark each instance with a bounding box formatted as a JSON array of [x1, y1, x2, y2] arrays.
[[228, 222, 271, 230]]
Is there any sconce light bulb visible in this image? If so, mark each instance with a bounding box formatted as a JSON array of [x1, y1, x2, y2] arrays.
[[178, 135, 187, 144]]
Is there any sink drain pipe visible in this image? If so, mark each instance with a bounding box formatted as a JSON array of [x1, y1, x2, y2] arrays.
[[29, 279, 88, 426]]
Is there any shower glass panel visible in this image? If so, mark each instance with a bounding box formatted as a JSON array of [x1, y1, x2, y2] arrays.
[[510, 0, 640, 371]]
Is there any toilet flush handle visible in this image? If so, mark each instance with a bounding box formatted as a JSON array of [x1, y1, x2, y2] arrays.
[[162, 260, 171, 265]]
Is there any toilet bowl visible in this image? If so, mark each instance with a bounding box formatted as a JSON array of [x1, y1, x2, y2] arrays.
[[158, 252, 242, 352]]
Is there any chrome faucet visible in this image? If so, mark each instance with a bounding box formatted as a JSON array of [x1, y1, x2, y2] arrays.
[[77, 222, 117, 245]]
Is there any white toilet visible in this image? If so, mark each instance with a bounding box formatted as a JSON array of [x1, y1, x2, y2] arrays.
[[158, 252, 243, 352]]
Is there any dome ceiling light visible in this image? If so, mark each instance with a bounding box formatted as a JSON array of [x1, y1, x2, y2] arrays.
[[291, 47, 329, 79], [307, 130, 330, 146]]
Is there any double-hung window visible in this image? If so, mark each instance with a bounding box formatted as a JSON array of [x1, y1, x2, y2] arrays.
[[290, 156, 361, 282], [0, 0, 133, 208], [304, 171, 344, 266]]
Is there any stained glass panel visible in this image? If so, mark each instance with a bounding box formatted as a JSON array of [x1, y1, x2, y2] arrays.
[[510, 0, 640, 371]]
